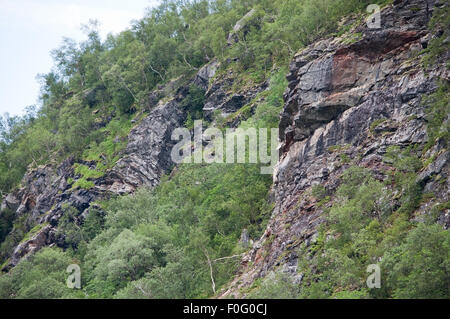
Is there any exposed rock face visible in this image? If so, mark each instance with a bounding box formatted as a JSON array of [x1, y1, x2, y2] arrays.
[[0, 49, 269, 271], [0, 159, 75, 227], [0, 0, 448, 298], [194, 60, 219, 91], [97, 98, 187, 194], [203, 68, 268, 121], [0, 66, 215, 270], [220, 0, 449, 297]]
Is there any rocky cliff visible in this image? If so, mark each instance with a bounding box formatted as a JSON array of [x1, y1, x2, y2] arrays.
[[0, 92, 189, 269], [220, 0, 449, 297], [0, 0, 448, 298], [0, 51, 268, 270]]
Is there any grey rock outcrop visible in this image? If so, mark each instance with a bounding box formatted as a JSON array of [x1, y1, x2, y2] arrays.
[[97, 98, 186, 194], [194, 60, 219, 91], [203, 68, 268, 121], [220, 0, 449, 298], [0, 66, 213, 270], [227, 9, 257, 45]]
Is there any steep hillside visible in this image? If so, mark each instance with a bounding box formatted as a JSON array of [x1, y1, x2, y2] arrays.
[[0, 0, 448, 299], [221, 0, 449, 298]]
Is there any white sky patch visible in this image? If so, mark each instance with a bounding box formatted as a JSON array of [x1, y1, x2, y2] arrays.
[[1, 0, 157, 37], [0, 0, 159, 116]]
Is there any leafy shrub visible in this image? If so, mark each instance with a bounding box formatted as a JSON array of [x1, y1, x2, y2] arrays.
[[0, 248, 81, 299], [247, 271, 300, 299], [382, 223, 450, 299]]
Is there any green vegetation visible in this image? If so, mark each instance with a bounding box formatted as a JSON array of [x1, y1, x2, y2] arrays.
[[0, 47, 286, 297], [240, 67, 288, 129], [422, 3, 450, 68], [327, 144, 350, 153], [20, 223, 49, 244], [250, 149, 449, 299], [0, 209, 15, 244], [421, 82, 449, 152], [312, 184, 327, 200], [247, 272, 300, 299], [0, 248, 84, 299], [181, 84, 206, 129], [382, 223, 450, 298], [0, 163, 273, 298], [72, 164, 104, 190], [369, 118, 387, 134], [1, 0, 446, 300], [0, 0, 386, 196], [0, 216, 28, 263], [341, 32, 363, 45]]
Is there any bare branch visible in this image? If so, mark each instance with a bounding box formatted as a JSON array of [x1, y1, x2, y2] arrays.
[[212, 254, 244, 263], [149, 62, 165, 82], [202, 248, 216, 295]]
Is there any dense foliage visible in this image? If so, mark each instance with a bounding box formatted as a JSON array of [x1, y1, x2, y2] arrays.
[[1, 0, 447, 300], [0, 163, 273, 298], [248, 148, 449, 299], [0, 64, 284, 299], [0, 0, 383, 195]]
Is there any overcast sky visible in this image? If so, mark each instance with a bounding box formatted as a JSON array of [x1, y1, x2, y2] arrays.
[[0, 0, 160, 117]]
